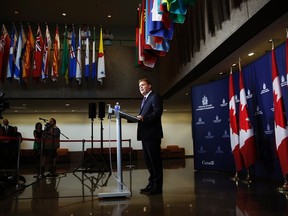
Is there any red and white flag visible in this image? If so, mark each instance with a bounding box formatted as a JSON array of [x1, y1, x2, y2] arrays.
[[229, 68, 244, 172], [238, 59, 257, 168], [286, 29, 288, 86], [32, 25, 43, 81], [0, 24, 10, 82], [271, 41, 288, 176]]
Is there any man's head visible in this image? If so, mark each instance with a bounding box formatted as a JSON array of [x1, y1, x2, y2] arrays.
[[139, 78, 152, 96], [3, 119, 9, 126], [49, 118, 56, 127]]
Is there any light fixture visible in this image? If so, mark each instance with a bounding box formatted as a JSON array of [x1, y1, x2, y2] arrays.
[[62, 12, 67, 16], [232, 63, 237, 67], [107, 15, 112, 18], [65, 103, 70, 107], [14, 11, 19, 14], [248, 52, 255, 57]]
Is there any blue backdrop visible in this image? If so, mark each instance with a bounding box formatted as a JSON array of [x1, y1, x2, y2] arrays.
[[191, 42, 288, 180]]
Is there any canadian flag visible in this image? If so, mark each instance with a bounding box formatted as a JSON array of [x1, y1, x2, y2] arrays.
[[238, 59, 257, 168], [271, 42, 288, 176], [229, 68, 244, 171]]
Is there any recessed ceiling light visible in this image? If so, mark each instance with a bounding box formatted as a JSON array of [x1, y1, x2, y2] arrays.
[[65, 103, 70, 107], [108, 15, 112, 18], [232, 63, 237, 67], [62, 12, 67, 16], [14, 11, 19, 14], [248, 52, 254, 56]]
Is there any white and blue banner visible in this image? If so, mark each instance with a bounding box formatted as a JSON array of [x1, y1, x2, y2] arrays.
[[191, 42, 288, 180]]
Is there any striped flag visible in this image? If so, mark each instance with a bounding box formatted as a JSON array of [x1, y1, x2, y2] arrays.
[[76, 27, 82, 83], [22, 25, 35, 82], [84, 27, 90, 79], [7, 25, 17, 80], [286, 29, 288, 85], [97, 27, 105, 84], [51, 25, 60, 81], [91, 27, 97, 80], [271, 41, 288, 176], [229, 68, 244, 172], [69, 27, 76, 80], [238, 59, 257, 168], [14, 25, 25, 81], [0, 24, 10, 82], [41, 25, 51, 80], [32, 25, 43, 81]]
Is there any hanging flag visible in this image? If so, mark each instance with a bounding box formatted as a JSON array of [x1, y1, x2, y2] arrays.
[[76, 27, 82, 83], [41, 25, 52, 80], [60, 26, 69, 83], [69, 26, 76, 80], [51, 25, 60, 81], [32, 25, 43, 81], [286, 29, 288, 85], [229, 68, 244, 172], [97, 27, 105, 84], [238, 59, 257, 168], [91, 27, 97, 80], [0, 24, 10, 82], [271, 41, 288, 177], [22, 25, 35, 82], [84, 27, 90, 79], [14, 25, 24, 81], [7, 25, 17, 80]]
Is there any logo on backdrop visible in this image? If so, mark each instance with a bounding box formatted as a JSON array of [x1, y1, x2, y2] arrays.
[[255, 105, 263, 115], [205, 131, 214, 139], [196, 117, 205, 125], [246, 89, 253, 99], [220, 98, 228, 107], [215, 146, 223, 154], [222, 129, 229, 138], [198, 146, 207, 154], [196, 95, 215, 111], [281, 75, 287, 87], [213, 115, 222, 123], [264, 123, 274, 135], [260, 83, 270, 94]]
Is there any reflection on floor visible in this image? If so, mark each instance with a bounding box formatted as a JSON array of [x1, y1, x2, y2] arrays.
[[1, 158, 288, 216]]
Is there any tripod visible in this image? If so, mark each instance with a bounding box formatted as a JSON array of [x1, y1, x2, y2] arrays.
[[74, 117, 110, 173]]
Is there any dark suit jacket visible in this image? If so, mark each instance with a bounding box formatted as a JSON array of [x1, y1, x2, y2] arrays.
[[137, 91, 163, 141], [1, 125, 15, 137]]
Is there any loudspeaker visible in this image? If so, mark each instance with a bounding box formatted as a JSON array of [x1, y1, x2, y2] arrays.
[[88, 103, 97, 119], [98, 102, 105, 119]]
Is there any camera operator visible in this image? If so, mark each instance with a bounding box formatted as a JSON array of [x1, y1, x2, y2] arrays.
[[41, 118, 60, 175]]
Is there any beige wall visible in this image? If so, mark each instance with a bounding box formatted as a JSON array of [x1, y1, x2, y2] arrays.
[[4, 111, 194, 155]]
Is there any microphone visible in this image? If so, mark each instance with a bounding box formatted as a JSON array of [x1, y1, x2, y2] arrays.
[[39, 118, 48, 121]]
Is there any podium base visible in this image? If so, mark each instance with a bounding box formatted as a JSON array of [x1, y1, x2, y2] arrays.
[[98, 187, 131, 198]]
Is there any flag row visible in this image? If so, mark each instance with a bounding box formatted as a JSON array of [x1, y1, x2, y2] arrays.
[[229, 32, 288, 178], [0, 24, 106, 85], [136, 0, 196, 68]]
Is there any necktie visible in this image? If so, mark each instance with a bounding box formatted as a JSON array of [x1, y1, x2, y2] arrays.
[[141, 97, 146, 109]]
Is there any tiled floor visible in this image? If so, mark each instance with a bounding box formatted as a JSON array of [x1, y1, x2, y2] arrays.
[[1, 158, 288, 216]]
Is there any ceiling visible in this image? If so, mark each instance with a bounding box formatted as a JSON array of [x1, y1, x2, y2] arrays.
[[1, 1, 288, 114]]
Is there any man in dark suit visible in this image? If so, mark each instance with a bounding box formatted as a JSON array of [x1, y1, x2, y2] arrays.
[[137, 78, 163, 195]]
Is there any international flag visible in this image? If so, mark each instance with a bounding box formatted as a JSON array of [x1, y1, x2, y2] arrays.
[[22, 25, 35, 82], [0, 24, 10, 82], [229, 68, 244, 172], [91, 27, 97, 80], [6, 25, 17, 80], [97, 27, 105, 84], [14, 25, 25, 81], [69, 27, 76, 80], [51, 25, 60, 81], [32, 25, 43, 81], [286, 29, 288, 85], [41, 25, 51, 80], [271, 41, 288, 176], [76, 27, 82, 84], [238, 59, 257, 168], [84, 27, 90, 79], [60, 26, 69, 83]]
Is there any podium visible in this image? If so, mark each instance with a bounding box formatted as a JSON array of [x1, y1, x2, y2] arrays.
[[98, 104, 139, 198]]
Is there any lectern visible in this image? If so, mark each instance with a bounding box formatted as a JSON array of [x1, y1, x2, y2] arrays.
[[98, 104, 139, 198]]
